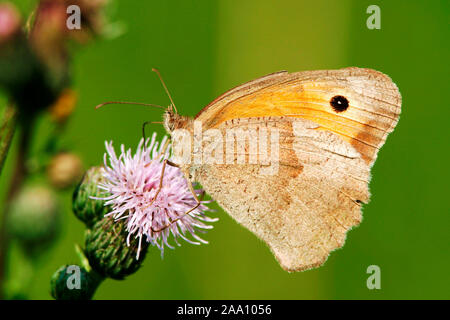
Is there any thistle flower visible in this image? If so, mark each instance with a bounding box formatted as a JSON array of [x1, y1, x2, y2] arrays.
[[96, 133, 217, 258]]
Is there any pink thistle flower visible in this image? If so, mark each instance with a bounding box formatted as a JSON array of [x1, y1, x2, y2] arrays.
[[96, 133, 217, 258]]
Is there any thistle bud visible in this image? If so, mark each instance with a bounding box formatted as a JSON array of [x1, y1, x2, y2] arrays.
[[7, 184, 61, 254], [85, 217, 148, 280], [0, 7, 61, 117], [50, 265, 103, 300], [47, 152, 83, 189], [29, 0, 68, 79], [72, 166, 109, 227]]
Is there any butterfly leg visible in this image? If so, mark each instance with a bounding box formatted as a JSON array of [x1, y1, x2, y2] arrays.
[[141, 139, 204, 233], [142, 121, 151, 142], [144, 158, 169, 210], [159, 138, 170, 158], [150, 162, 204, 233], [143, 139, 173, 214], [142, 120, 164, 142], [144, 137, 171, 171]]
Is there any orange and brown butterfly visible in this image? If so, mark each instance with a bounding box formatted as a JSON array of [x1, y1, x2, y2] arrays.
[[104, 67, 401, 272]]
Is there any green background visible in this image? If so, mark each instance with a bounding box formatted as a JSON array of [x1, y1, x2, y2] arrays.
[[1, 0, 449, 299]]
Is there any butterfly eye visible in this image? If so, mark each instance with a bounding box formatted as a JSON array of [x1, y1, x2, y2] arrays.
[[330, 95, 349, 112]]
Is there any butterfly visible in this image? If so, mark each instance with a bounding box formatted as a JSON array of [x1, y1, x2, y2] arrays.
[[103, 67, 401, 272]]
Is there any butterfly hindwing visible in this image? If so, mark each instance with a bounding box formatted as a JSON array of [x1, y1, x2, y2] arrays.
[[191, 116, 369, 271]]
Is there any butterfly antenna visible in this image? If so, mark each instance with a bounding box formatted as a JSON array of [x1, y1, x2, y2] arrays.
[[152, 68, 178, 114], [95, 101, 166, 109]]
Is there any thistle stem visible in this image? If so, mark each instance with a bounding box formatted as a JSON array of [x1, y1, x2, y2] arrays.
[[0, 112, 34, 299], [86, 269, 105, 299], [0, 103, 18, 177]]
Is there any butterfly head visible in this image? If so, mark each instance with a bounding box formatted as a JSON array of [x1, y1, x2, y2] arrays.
[[163, 106, 191, 134]]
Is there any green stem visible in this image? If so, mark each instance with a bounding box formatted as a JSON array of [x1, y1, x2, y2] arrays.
[[0, 115, 34, 299], [74, 244, 105, 299], [0, 103, 18, 177], [87, 269, 105, 299]]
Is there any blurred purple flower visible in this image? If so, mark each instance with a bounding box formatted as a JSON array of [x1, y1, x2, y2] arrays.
[[96, 133, 217, 258], [0, 3, 21, 43]]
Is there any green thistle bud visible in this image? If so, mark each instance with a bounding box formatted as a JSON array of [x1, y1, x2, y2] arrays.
[[50, 265, 103, 300], [85, 217, 149, 280], [7, 184, 61, 254], [73, 166, 110, 227]]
